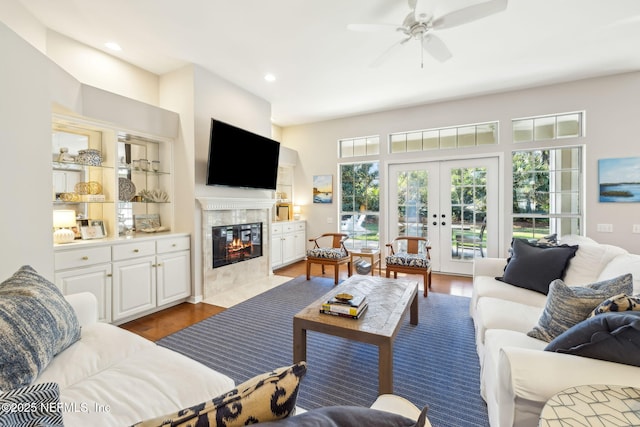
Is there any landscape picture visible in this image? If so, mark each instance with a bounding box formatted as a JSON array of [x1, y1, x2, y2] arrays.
[[313, 175, 333, 203], [598, 156, 640, 202]]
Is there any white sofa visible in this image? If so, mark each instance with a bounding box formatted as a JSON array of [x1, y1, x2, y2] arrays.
[[470, 235, 640, 427], [29, 292, 427, 426]]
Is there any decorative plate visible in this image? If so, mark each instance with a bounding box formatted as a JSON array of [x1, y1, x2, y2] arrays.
[[118, 177, 136, 201]]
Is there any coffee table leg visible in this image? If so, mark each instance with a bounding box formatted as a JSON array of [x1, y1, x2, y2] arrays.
[[410, 293, 418, 325], [379, 342, 393, 394], [293, 321, 307, 363]]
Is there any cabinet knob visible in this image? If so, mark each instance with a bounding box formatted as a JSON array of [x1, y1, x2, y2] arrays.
[[106, 273, 112, 277], [133, 249, 139, 253], [172, 243, 176, 247], [82, 256, 89, 260]]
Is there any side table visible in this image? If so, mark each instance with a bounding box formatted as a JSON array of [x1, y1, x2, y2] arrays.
[[350, 249, 381, 276], [539, 384, 640, 426]]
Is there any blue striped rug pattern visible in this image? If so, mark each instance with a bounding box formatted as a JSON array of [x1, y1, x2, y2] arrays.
[[157, 275, 489, 427]]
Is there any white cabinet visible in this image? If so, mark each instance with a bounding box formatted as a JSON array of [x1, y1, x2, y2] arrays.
[[271, 221, 306, 269], [54, 234, 191, 324], [54, 246, 112, 322]]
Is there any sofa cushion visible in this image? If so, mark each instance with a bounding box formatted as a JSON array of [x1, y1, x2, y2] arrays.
[[255, 405, 429, 427], [545, 312, 640, 367], [132, 362, 307, 427], [561, 243, 628, 286], [589, 293, 640, 317], [307, 248, 347, 259], [386, 252, 430, 268], [0, 382, 63, 426], [496, 239, 578, 295], [527, 274, 633, 342], [598, 253, 640, 294], [0, 265, 81, 390]]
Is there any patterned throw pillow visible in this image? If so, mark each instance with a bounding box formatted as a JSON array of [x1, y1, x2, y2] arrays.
[[589, 293, 640, 317], [0, 382, 63, 426], [132, 362, 307, 427], [0, 266, 81, 390], [527, 274, 633, 342]]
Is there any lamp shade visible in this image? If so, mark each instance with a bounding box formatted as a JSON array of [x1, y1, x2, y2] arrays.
[[53, 210, 76, 244], [53, 210, 77, 228]]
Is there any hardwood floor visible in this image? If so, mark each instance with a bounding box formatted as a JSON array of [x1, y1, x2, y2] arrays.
[[120, 260, 473, 341]]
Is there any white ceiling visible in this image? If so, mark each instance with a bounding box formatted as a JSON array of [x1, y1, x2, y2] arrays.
[[16, 0, 640, 126]]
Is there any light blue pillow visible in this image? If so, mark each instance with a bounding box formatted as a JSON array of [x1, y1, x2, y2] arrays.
[[527, 274, 633, 342], [0, 266, 81, 390]]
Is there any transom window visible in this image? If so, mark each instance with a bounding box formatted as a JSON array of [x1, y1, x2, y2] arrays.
[[389, 122, 498, 153], [512, 112, 583, 143], [339, 135, 379, 158]]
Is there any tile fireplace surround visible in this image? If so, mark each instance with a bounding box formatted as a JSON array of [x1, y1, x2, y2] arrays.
[[197, 197, 276, 300]]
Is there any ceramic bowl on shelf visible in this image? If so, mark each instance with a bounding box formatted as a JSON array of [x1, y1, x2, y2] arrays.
[[76, 149, 103, 166]]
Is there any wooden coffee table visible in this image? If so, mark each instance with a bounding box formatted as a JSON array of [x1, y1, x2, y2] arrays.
[[293, 275, 418, 394]]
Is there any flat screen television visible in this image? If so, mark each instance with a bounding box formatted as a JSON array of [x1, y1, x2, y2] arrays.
[[206, 118, 280, 190]]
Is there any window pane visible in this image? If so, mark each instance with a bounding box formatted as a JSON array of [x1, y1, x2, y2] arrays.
[[423, 130, 439, 150], [407, 132, 422, 152], [340, 140, 354, 158], [340, 162, 380, 249], [440, 128, 456, 149], [534, 116, 556, 140], [458, 126, 476, 147], [557, 114, 581, 138], [353, 138, 367, 157], [513, 119, 533, 142], [477, 123, 497, 145], [366, 137, 380, 155], [390, 134, 406, 153]]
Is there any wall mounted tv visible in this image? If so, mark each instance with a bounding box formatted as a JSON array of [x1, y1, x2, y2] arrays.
[[206, 118, 280, 190]]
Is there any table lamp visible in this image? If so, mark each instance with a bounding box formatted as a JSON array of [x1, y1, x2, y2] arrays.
[[53, 210, 77, 244], [293, 205, 301, 220]]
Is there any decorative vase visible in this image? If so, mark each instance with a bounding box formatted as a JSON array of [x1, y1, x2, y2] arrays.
[[76, 149, 103, 166]]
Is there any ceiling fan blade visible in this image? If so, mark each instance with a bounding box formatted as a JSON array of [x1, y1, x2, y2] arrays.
[[370, 37, 410, 68], [432, 0, 507, 30], [422, 33, 453, 62], [413, 0, 433, 23], [347, 23, 399, 32]]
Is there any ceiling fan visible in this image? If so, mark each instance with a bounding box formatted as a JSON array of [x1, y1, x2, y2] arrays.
[[348, 0, 508, 68]]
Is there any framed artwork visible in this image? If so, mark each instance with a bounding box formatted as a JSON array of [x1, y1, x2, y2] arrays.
[[81, 220, 106, 240], [598, 157, 640, 202], [134, 213, 161, 231], [313, 175, 333, 204]]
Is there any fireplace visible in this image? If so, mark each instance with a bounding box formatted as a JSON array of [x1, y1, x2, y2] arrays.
[[212, 222, 263, 268]]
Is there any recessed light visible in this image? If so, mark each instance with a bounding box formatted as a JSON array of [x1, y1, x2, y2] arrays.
[[105, 42, 122, 51], [264, 73, 276, 82]]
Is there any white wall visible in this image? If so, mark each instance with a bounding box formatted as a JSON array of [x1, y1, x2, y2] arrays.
[[283, 72, 640, 255]]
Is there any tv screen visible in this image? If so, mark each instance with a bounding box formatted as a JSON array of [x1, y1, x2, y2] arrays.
[[206, 118, 280, 190]]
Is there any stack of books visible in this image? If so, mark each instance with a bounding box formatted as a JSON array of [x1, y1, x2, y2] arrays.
[[320, 293, 368, 319]]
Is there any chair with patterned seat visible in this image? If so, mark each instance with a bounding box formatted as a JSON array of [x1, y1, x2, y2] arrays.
[[385, 236, 432, 297], [306, 233, 352, 285]]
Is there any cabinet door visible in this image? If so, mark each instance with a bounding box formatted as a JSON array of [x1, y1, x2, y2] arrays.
[[293, 230, 306, 260], [282, 234, 296, 264], [271, 235, 283, 267], [112, 256, 156, 322], [156, 250, 190, 306], [55, 264, 112, 323]]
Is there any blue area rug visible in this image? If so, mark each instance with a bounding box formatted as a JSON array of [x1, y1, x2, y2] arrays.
[[157, 275, 489, 427]]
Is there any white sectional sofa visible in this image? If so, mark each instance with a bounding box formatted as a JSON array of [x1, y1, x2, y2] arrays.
[[470, 235, 640, 427], [0, 275, 427, 427]]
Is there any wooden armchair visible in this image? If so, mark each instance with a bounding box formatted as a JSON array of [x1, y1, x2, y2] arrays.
[[306, 233, 352, 285], [385, 236, 432, 297]]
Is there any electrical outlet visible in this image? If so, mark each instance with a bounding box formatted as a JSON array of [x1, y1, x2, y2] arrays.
[[633, 224, 640, 234], [596, 224, 613, 233]]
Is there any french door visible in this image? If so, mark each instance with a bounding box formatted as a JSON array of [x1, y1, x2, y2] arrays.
[[388, 157, 498, 275]]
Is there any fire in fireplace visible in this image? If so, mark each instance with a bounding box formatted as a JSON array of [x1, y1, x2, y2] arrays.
[[212, 222, 263, 268]]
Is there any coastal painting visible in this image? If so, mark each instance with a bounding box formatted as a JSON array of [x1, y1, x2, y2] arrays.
[[598, 156, 640, 202], [313, 175, 333, 203]]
